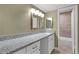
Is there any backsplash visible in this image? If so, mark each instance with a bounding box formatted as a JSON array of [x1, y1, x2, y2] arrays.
[[0, 29, 51, 41], [0, 28, 54, 41]]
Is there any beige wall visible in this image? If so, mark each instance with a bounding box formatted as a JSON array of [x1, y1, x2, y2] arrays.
[[78, 5, 79, 53], [45, 10, 58, 33], [0, 4, 45, 35], [45, 10, 58, 47]]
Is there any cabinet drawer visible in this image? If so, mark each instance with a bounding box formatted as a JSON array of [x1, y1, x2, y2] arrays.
[[13, 48, 26, 54], [27, 41, 40, 54], [31, 50, 40, 54]]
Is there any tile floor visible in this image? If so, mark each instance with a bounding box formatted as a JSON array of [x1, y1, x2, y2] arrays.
[[52, 39, 73, 54]]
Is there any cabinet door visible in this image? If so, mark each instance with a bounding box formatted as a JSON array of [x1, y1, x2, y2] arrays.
[[31, 50, 40, 54], [40, 37, 49, 54], [13, 48, 26, 54], [48, 35, 54, 53]]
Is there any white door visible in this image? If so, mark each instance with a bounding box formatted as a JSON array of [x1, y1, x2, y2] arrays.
[[58, 6, 75, 53]]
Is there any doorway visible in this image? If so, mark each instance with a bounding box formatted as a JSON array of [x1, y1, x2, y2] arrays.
[[58, 6, 76, 54]]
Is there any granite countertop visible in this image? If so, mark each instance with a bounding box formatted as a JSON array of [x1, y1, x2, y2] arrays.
[[0, 32, 54, 54]]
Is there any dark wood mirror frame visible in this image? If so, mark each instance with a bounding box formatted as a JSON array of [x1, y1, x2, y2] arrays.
[[46, 18, 53, 29]]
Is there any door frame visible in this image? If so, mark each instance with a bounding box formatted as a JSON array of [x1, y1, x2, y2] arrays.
[[58, 5, 78, 54]]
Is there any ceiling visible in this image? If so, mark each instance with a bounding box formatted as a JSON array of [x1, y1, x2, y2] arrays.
[[33, 4, 74, 12]]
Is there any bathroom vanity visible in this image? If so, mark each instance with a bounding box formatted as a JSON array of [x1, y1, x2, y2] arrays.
[[0, 32, 54, 54]]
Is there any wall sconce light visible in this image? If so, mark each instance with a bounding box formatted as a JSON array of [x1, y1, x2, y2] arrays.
[[38, 12, 44, 17], [35, 10, 39, 15], [38, 12, 42, 17], [41, 13, 44, 17], [30, 8, 44, 18], [30, 8, 36, 14], [47, 17, 52, 21]]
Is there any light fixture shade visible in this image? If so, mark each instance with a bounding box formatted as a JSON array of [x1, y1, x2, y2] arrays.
[[38, 12, 42, 17], [41, 13, 44, 17], [35, 10, 39, 15], [30, 8, 36, 14], [30, 8, 44, 17], [47, 17, 52, 21]]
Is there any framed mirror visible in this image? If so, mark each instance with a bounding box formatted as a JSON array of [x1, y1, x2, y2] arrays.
[[30, 8, 45, 29], [31, 14, 40, 29], [46, 17, 53, 28], [38, 17, 43, 29]]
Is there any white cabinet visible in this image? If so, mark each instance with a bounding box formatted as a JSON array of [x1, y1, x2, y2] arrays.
[[40, 37, 48, 54], [40, 34, 54, 54], [13, 41, 40, 54], [13, 48, 27, 54], [31, 50, 40, 54], [12, 34, 54, 54], [48, 35, 54, 53], [26, 41, 40, 54]]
